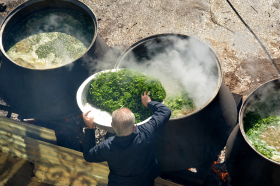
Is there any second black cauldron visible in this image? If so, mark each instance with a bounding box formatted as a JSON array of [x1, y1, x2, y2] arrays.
[[115, 34, 237, 172]]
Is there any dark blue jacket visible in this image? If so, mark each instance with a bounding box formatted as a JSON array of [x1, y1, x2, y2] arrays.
[[83, 101, 171, 186]]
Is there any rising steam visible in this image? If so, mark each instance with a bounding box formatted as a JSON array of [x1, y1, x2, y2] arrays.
[[117, 36, 219, 108], [85, 35, 220, 108], [4, 9, 94, 69], [244, 83, 280, 118]]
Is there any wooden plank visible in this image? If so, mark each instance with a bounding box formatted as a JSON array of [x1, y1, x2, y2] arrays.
[[0, 117, 109, 185], [155, 177, 183, 186], [0, 116, 57, 144]]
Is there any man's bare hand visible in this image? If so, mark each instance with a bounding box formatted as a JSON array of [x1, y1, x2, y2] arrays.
[[82, 111, 95, 129], [141, 91, 152, 108]]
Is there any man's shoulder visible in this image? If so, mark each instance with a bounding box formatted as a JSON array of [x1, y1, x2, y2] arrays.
[[136, 120, 155, 135], [97, 137, 114, 149]]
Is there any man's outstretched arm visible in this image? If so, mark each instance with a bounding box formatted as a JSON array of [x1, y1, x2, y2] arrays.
[[82, 111, 106, 163], [141, 91, 172, 134]]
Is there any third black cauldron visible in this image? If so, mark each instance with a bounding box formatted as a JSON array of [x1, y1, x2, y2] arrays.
[[226, 78, 280, 186]]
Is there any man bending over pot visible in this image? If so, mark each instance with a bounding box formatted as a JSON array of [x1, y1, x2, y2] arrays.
[[82, 91, 171, 186]]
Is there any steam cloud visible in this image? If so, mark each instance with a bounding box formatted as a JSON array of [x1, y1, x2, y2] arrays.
[[6, 10, 93, 48], [245, 83, 280, 118], [4, 9, 94, 69], [84, 36, 220, 108]]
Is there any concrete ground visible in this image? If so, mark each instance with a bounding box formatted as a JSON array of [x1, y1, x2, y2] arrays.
[[2, 0, 280, 99]]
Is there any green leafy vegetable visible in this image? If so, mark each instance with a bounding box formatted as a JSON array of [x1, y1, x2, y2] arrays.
[[87, 69, 166, 123], [244, 113, 280, 159], [35, 32, 86, 59], [164, 90, 195, 118]]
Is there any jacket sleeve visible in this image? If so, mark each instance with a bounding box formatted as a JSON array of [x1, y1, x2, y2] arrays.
[[139, 101, 171, 136], [83, 129, 107, 163]]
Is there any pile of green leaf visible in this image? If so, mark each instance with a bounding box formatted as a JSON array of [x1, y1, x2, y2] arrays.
[[87, 69, 166, 123], [35, 32, 87, 59], [164, 90, 195, 118], [244, 112, 280, 159]]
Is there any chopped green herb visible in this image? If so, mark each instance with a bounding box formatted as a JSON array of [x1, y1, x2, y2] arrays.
[[243, 90, 280, 161], [244, 113, 280, 160], [244, 114, 280, 159], [87, 69, 166, 123], [6, 32, 87, 69], [4, 9, 94, 69], [164, 90, 195, 118], [35, 32, 86, 59]]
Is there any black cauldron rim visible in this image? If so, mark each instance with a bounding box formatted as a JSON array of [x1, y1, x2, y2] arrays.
[[115, 33, 223, 120], [239, 77, 280, 165], [0, 0, 98, 71]]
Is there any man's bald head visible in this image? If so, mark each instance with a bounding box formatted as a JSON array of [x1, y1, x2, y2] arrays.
[[112, 108, 135, 136]]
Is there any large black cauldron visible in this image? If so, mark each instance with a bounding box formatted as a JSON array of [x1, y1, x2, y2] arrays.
[[226, 78, 280, 186], [115, 34, 237, 171], [0, 0, 113, 120]]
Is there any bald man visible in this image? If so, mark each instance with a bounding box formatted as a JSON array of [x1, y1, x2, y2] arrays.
[[83, 91, 171, 186]]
